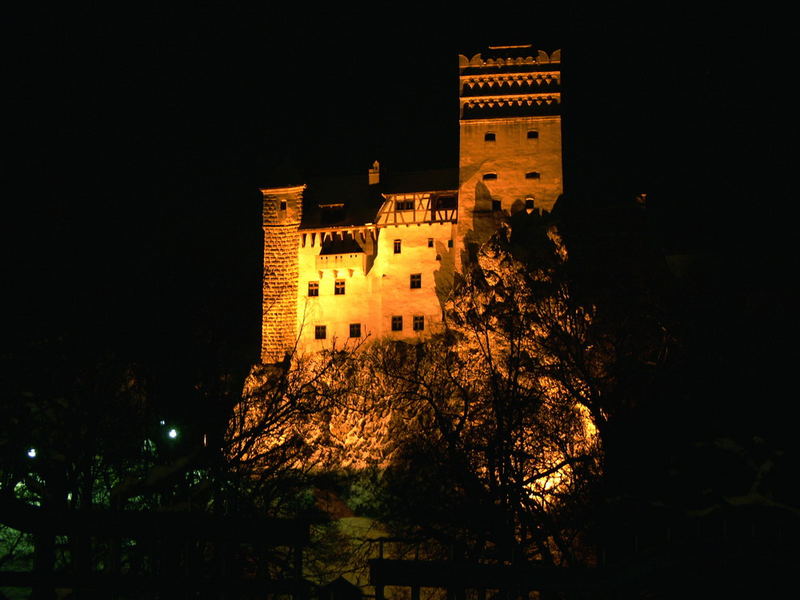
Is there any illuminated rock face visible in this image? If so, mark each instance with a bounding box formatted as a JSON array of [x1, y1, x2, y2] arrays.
[[260, 45, 562, 363]]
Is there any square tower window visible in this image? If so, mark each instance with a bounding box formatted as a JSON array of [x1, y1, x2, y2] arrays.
[[334, 280, 345, 295], [527, 130, 539, 139], [349, 323, 361, 338], [410, 273, 422, 289], [484, 132, 496, 142], [315, 325, 327, 340], [525, 172, 541, 179], [413, 316, 425, 331], [391, 316, 403, 331], [482, 173, 498, 180], [308, 281, 319, 297], [393, 239, 401, 254]]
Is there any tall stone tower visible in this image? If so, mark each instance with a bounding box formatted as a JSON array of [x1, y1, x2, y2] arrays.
[[457, 45, 562, 264], [260, 185, 304, 364]]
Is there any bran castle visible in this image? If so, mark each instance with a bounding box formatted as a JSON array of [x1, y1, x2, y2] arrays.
[[260, 44, 563, 363]]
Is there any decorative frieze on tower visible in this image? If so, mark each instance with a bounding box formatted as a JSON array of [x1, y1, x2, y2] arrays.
[[260, 185, 304, 363], [457, 45, 563, 265]]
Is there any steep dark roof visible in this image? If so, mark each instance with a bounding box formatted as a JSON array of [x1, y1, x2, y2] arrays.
[[299, 168, 458, 229]]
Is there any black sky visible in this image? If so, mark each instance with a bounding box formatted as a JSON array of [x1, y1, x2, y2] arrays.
[[3, 5, 792, 420]]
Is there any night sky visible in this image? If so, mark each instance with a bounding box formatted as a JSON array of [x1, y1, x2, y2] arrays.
[[4, 6, 792, 426]]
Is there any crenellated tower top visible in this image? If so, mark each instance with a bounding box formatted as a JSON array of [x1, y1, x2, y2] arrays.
[[458, 45, 561, 121]]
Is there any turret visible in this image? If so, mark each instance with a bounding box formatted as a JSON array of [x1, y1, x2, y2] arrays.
[[260, 185, 305, 363]]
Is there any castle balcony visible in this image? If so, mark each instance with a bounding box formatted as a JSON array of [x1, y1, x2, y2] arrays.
[[315, 251, 367, 274]]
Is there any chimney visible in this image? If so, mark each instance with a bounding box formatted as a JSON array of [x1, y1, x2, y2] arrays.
[[368, 160, 380, 185]]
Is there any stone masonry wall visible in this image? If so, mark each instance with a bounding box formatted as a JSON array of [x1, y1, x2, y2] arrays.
[[261, 186, 303, 363]]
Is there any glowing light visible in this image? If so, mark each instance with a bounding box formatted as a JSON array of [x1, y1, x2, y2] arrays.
[[159, 419, 166, 425], [168, 428, 178, 439], [27, 447, 37, 458]]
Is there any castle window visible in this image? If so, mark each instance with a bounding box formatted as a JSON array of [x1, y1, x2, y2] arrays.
[[410, 273, 422, 289], [527, 130, 539, 139], [427, 238, 434, 248], [448, 239, 453, 248], [484, 132, 496, 142], [393, 239, 401, 254], [280, 201, 287, 210], [308, 281, 319, 297], [525, 198, 535, 210], [334, 280, 345, 295], [391, 316, 403, 331], [349, 323, 361, 338], [482, 173, 498, 180], [396, 199, 414, 211], [413, 315, 424, 331], [492, 200, 501, 211], [315, 325, 327, 340], [525, 172, 541, 179]]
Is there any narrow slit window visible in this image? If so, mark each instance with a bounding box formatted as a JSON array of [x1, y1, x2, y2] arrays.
[[447, 239, 453, 248], [308, 281, 319, 297], [427, 238, 434, 248], [314, 325, 327, 340], [391, 316, 403, 331]]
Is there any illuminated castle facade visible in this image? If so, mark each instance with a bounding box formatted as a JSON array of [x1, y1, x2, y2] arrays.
[[260, 45, 563, 363]]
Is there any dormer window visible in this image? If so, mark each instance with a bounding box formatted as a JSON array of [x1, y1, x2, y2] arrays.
[[483, 173, 498, 180], [484, 132, 496, 142], [525, 172, 541, 179]]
